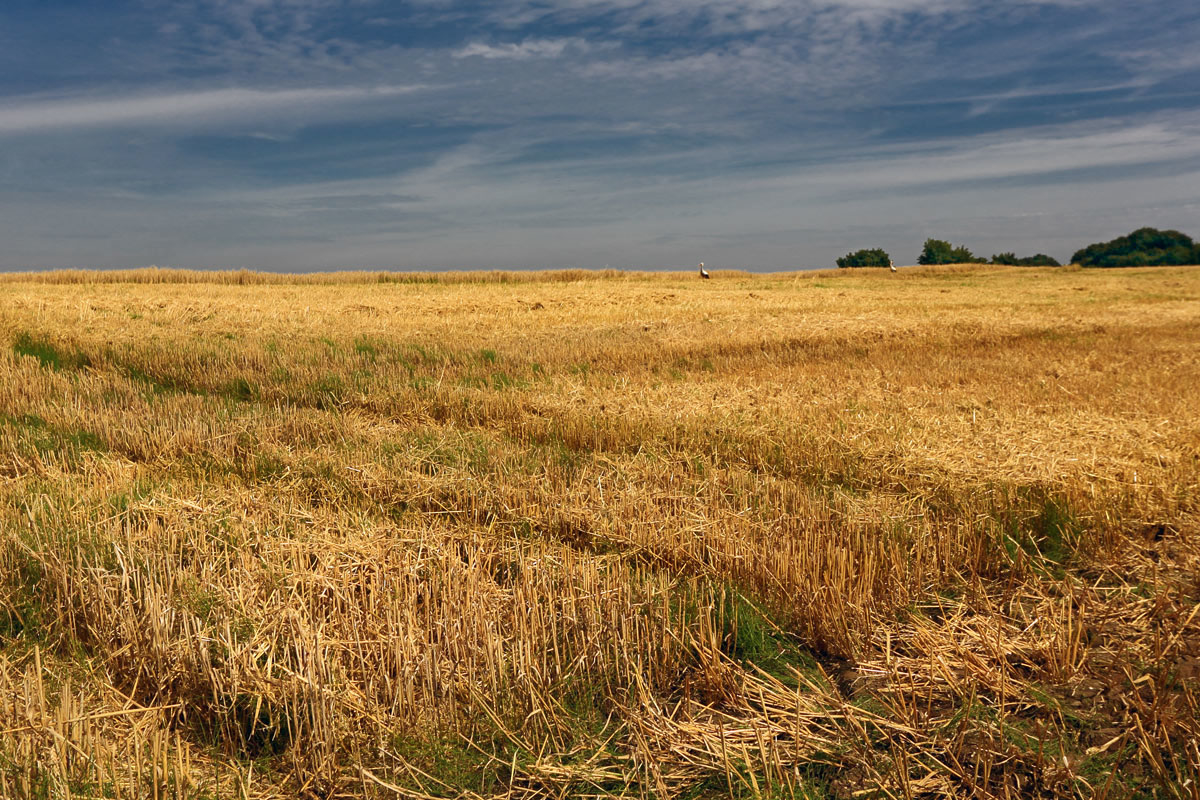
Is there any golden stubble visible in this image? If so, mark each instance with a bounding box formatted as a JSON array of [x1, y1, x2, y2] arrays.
[[1, 264, 1197, 798]]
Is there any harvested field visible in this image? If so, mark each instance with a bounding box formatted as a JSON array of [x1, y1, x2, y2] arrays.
[[1, 264, 1198, 798]]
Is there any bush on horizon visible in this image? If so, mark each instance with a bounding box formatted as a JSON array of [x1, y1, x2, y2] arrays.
[[991, 252, 1061, 267], [1071, 227, 1200, 267], [836, 248, 892, 268], [918, 238, 982, 265]]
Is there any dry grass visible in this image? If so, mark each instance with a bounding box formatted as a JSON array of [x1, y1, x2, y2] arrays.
[[1, 264, 1198, 798], [0, 267, 729, 286]]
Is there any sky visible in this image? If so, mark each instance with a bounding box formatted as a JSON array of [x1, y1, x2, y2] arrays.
[[1, 0, 1199, 271]]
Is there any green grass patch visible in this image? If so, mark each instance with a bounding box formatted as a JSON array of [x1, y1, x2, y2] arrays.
[[717, 590, 822, 688], [994, 488, 1085, 576], [527, 436, 583, 480], [389, 732, 506, 798], [65, 429, 105, 451], [222, 376, 258, 402], [354, 336, 380, 360], [410, 430, 495, 475], [409, 343, 447, 367], [105, 479, 160, 516], [490, 370, 524, 390], [12, 331, 91, 371], [1033, 495, 1083, 564], [1074, 743, 1151, 798], [0, 413, 107, 459], [119, 362, 196, 396], [309, 373, 346, 409], [0, 566, 46, 643]]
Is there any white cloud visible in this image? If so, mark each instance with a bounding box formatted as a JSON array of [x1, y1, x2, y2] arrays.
[[0, 85, 427, 134], [420, 0, 1102, 35], [453, 38, 581, 60], [806, 117, 1200, 190]]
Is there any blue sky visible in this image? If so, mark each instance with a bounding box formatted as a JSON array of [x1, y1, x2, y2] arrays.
[[1, 0, 1198, 270]]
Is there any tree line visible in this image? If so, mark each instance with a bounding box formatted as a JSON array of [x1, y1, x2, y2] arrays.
[[836, 227, 1199, 269]]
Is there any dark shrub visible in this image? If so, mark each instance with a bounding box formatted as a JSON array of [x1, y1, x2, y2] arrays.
[[836, 248, 892, 268], [919, 238, 982, 265], [991, 252, 1061, 267], [1072, 228, 1200, 267]]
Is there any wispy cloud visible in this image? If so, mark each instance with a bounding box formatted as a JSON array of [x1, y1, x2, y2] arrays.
[[755, 114, 1200, 193], [0, 85, 427, 134], [422, 0, 1104, 36], [454, 38, 583, 60]]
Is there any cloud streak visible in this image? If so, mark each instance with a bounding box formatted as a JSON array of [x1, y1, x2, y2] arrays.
[[0, 85, 427, 134], [417, 0, 1105, 36], [454, 38, 582, 60], [789, 117, 1200, 192]]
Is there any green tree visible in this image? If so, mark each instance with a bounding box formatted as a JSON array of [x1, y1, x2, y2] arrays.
[[1071, 227, 1200, 267], [918, 239, 953, 265], [950, 244, 977, 263], [991, 252, 1061, 267], [918, 238, 983, 265], [836, 248, 892, 268]]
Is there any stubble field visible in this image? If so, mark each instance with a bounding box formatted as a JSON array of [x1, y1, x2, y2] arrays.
[[1, 265, 1198, 799]]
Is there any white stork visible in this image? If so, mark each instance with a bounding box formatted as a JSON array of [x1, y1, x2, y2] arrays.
[[889, 259, 897, 273], [699, 262, 710, 279]]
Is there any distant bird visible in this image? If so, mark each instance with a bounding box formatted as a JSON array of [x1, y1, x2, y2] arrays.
[[699, 262, 710, 279], [889, 259, 897, 273]]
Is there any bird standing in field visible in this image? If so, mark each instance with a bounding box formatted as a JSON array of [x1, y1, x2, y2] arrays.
[[699, 262, 710, 279], [889, 259, 897, 273]]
